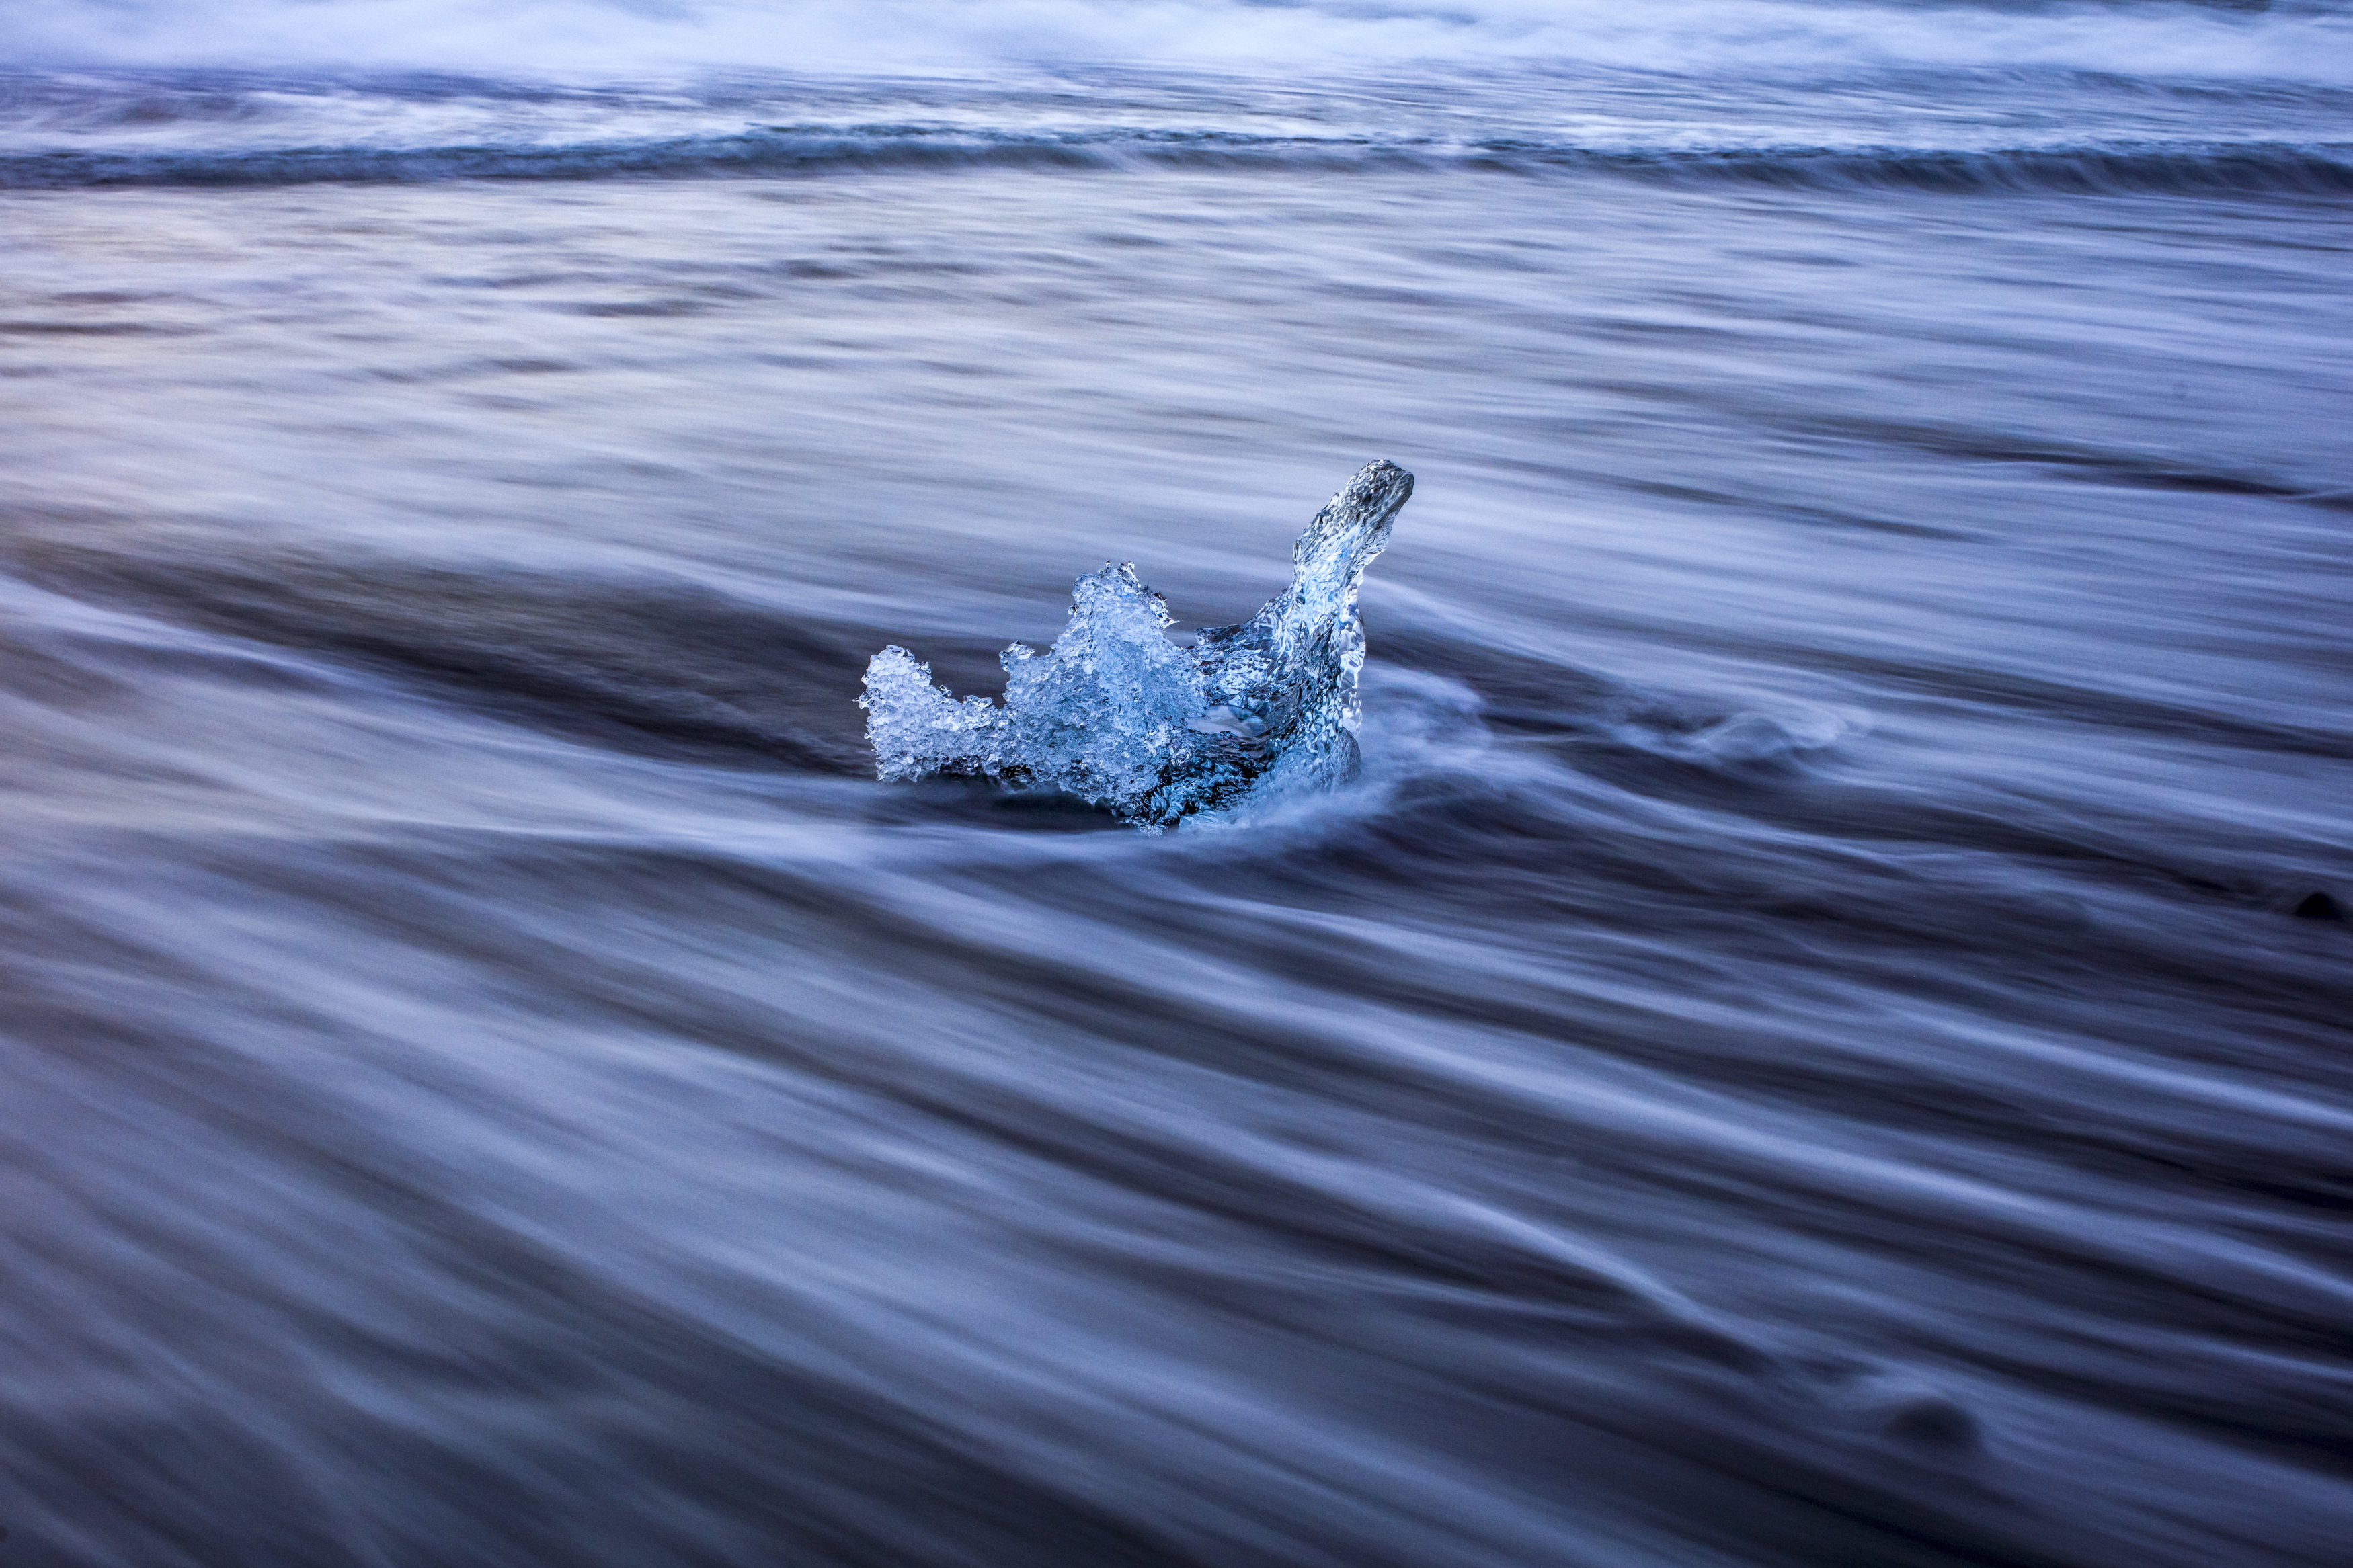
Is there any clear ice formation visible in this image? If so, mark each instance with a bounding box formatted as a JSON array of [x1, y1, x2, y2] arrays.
[[861, 460, 1414, 829]]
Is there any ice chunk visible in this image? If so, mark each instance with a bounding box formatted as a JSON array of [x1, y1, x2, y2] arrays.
[[860, 460, 1413, 829]]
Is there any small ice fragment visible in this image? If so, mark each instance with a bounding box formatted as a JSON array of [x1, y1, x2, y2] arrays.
[[859, 460, 1413, 828]]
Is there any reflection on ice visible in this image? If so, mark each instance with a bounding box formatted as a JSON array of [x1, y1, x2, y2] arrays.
[[861, 460, 1412, 828]]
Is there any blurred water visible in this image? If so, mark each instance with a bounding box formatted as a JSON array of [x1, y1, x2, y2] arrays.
[[1, 47, 2350, 1568]]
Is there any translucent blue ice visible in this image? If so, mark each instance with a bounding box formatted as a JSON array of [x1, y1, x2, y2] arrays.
[[861, 460, 1413, 828]]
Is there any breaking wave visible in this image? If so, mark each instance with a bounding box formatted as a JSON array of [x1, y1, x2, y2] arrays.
[[6, 130, 2351, 194], [9, 0, 2353, 81]]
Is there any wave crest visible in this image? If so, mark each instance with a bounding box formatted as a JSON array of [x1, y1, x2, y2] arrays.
[[8, 130, 2349, 194], [11, 0, 2353, 82]]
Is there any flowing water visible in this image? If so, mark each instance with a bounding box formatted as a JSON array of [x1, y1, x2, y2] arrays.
[[2, 6, 2351, 1565]]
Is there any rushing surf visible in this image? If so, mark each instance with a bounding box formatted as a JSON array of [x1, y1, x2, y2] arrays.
[[1, 9, 2349, 1568]]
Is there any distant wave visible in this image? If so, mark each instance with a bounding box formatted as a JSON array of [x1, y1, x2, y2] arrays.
[[7, 130, 2348, 195], [9, 0, 2353, 83]]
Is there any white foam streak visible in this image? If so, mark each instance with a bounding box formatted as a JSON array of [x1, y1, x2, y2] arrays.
[[9, 0, 2352, 83]]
